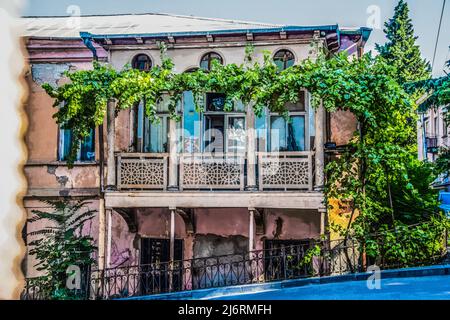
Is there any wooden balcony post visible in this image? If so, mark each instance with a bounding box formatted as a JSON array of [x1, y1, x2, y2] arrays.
[[246, 103, 257, 190], [314, 100, 325, 190], [168, 118, 179, 190], [106, 98, 116, 189]]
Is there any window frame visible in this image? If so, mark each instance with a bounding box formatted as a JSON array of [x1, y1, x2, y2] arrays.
[[267, 91, 310, 152], [201, 93, 246, 153], [273, 49, 296, 71], [131, 53, 153, 71], [57, 126, 96, 162], [199, 52, 224, 71], [142, 95, 182, 153]]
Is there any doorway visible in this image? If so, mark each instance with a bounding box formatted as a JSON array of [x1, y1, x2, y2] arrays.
[[140, 238, 183, 294]]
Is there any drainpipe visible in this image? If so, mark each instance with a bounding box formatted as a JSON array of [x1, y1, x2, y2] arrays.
[[81, 33, 104, 193], [81, 33, 107, 274]]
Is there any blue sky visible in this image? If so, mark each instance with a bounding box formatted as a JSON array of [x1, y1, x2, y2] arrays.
[[23, 0, 450, 76]]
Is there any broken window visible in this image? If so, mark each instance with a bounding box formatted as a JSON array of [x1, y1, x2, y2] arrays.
[[273, 49, 295, 71], [58, 127, 95, 161], [200, 52, 223, 71]]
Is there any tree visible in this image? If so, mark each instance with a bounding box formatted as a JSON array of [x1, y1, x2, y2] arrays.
[[26, 199, 96, 300], [376, 0, 431, 85]]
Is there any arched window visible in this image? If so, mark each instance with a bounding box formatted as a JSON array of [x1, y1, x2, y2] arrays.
[[273, 49, 295, 71], [132, 54, 152, 71], [200, 52, 223, 71]]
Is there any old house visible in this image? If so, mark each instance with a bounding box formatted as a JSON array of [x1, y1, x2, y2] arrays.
[[21, 13, 371, 292]]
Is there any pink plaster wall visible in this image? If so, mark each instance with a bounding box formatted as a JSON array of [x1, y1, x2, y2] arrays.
[[109, 207, 321, 263], [194, 208, 249, 237]]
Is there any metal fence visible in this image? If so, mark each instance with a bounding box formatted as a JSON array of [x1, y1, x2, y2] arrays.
[[22, 232, 448, 300]]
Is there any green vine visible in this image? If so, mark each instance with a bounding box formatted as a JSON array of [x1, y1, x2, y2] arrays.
[[43, 45, 447, 261]]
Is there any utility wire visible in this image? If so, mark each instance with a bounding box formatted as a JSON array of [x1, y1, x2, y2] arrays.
[[432, 0, 447, 73]]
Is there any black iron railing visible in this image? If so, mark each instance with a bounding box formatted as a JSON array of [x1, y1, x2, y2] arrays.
[[22, 231, 448, 300]]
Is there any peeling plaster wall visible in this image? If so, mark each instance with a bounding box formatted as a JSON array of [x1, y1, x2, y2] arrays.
[[109, 210, 139, 267], [137, 208, 186, 238], [193, 234, 248, 259], [23, 58, 104, 277], [110, 207, 320, 263], [330, 109, 357, 146], [259, 209, 320, 250], [115, 109, 132, 152], [25, 165, 99, 191], [25, 62, 101, 195]]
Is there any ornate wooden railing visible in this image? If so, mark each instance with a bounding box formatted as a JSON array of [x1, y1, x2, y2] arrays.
[[257, 151, 313, 191], [115, 152, 314, 191], [179, 153, 245, 190], [117, 153, 168, 190]]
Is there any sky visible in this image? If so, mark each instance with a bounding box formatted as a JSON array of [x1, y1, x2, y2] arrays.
[[22, 0, 450, 77]]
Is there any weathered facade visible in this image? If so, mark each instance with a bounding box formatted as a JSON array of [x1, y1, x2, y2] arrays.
[[21, 13, 371, 278]]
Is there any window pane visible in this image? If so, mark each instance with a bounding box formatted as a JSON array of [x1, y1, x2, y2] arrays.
[[59, 128, 95, 161], [286, 91, 306, 111], [145, 117, 168, 153], [227, 116, 246, 153], [288, 116, 305, 151], [183, 91, 201, 153], [200, 52, 223, 71], [132, 54, 152, 71], [273, 50, 295, 71], [59, 128, 72, 161], [270, 116, 287, 151], [270, 115, 305, 152], [234, 100, 245, 112], [80, 128, 95, 161], [256, 108, 267, 152], [204, 115, 224, 153], [206, 93, 226, 111]]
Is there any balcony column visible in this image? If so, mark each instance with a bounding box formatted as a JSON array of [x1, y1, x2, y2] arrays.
[[319, 206, 327, 235], [314, 100, 325, 190], [98, 199, 106, 270], [169, 207, 176, 291], [248, 208, 255, 252], [246, 103, 257, 190], [106, 98, 116, 190], [105, 208, 113, 268], [168, 118, 179, 191]]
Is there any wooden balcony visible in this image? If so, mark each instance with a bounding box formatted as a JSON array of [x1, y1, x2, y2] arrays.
[[116, 152, 314, 191]]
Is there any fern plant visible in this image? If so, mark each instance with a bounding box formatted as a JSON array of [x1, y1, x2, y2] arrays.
[[27, 198, 96, 300]]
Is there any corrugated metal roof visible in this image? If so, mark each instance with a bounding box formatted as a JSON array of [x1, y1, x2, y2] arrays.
[[21, 12, 285, 38]]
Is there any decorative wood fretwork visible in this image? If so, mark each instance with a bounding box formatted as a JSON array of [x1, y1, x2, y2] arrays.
[[180, 153, 245, 190], [117, 153, 168, 190], [258, 152, 313, 191]]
